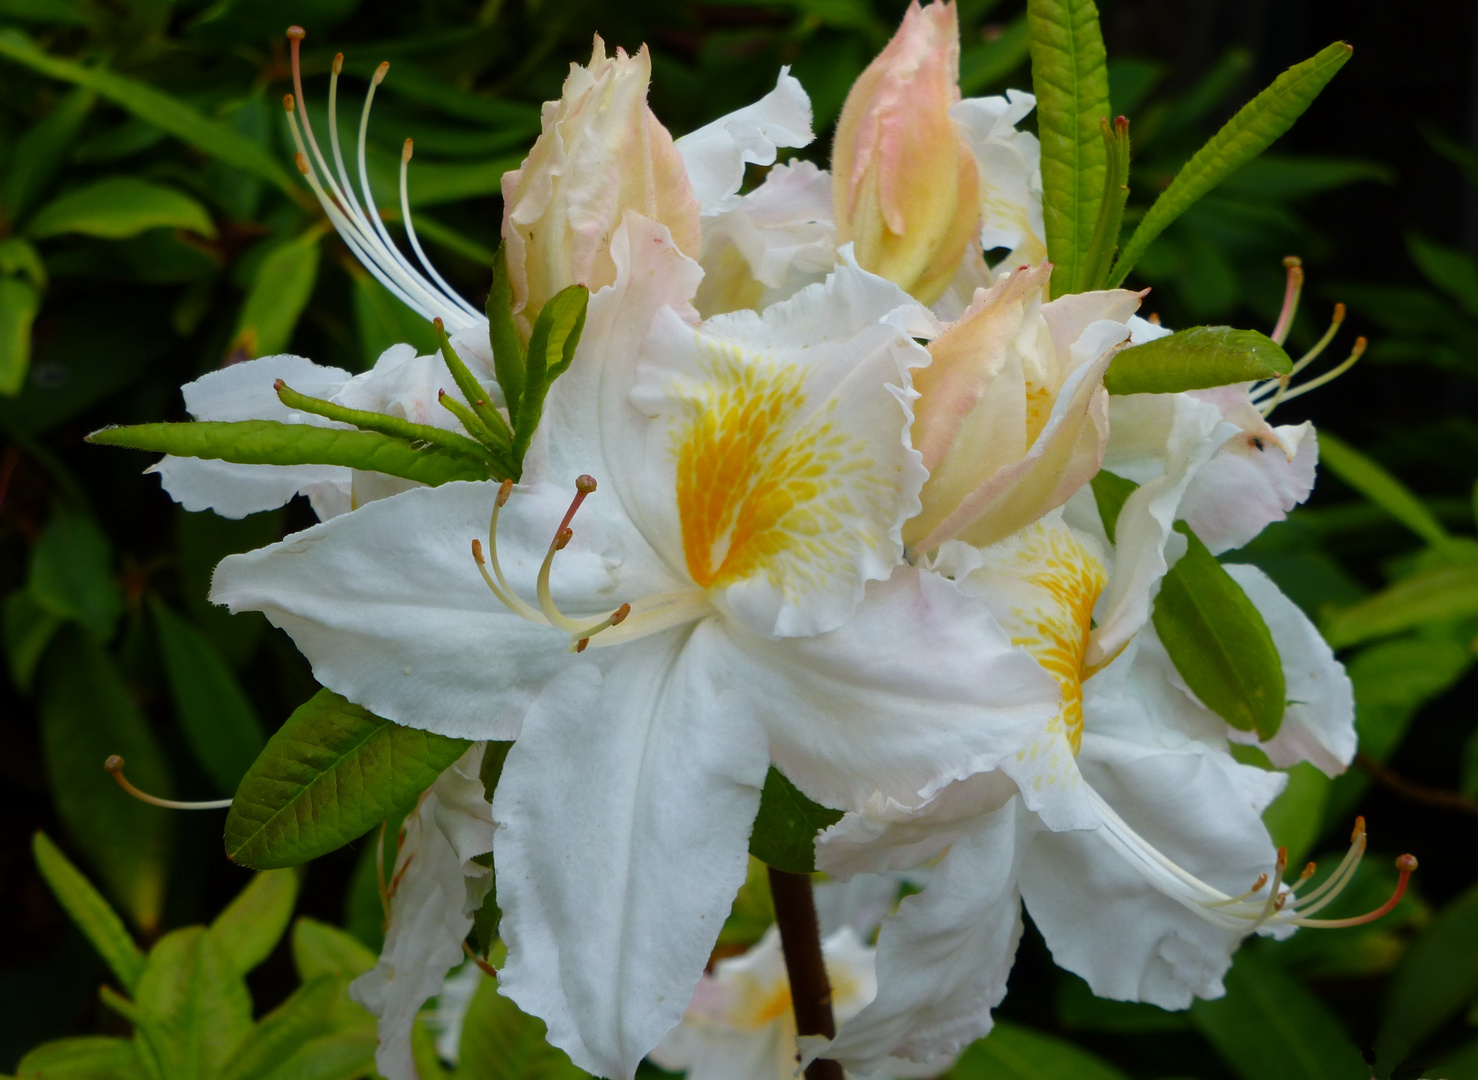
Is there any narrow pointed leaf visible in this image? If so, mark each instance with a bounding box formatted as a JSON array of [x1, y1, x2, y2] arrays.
[[31, 832, 146, 994], [209, 869, 299, 977], [434, 320, 513, 449], [15, 1036, 146, 1080], [1, 85, 92, 225], [1027, 0, 1110, 296], [1316, 430, 1451, 546], [28, 177, 215, 240], [232, 233, 320, 359], [1104, 326, 1292, 395], [1152, 524, 1286, 739], [512, 283, 588, 463], [1110, 42, 1353, 287], [1321, 562, 1478, 649], [89, 420, 491, 487], [28, 509, 122, 641], [224, 689, 471, 869], [291, 918, 377, 984], [947, 1019, 1129, 1080], [453, 973, 589, 1080], [134, 927, 254, 1080], [0, 276, 39, 397], [487, 245, 526, 418], [747, 766, 843, 874]]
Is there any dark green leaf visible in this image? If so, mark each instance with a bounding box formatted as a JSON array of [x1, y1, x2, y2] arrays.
[[350, 268, 439, 367], [747, 767, 843, 874], [1407, 232, 1478, 318], [29, 510, 123, 642], [1104, 326, 1292, 395], [1027, 0, 1110, 296], [1321, 562, 1478, 649], [133, 927, 254, 1080], [89, 420, 491, 487], [453, 972, 589, 1080], [1258, 761, 1329, 866], [1, 86, 92, 225], [1055, 973, 1191, 1033], [1089, 469, 1137, 544], [15, 1036, 145, 1080], [150, 599, 265, 792], [479, 740, 514, 803], [0, 274, 39, 397], [175, 508, 280, 669], [209, 870, 299, 977], [3, 588, 63, 691], [471, 878, 501, 957], [1192, 948, 1366, 1080], [946, 1019, 1129, 1080], [487, 246, 526, 420], [31, 832, 146, 994], [1109, 42, 1352, 286], [28, 177, 215, 240], [513, 284, 589, 464], [1373, 881, 1478, 1077], [959, 14, 1030, 96], [224, 689, 471, 868], [231, 233, 321, 359], [1317, 431, 1451, 547], [1152, 524, 1286, 739], [38, 628, 174, 933]]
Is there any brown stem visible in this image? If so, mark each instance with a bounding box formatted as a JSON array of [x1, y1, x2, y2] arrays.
[[767, 867, 844, 1080], [1356, 752, 1478, 820]]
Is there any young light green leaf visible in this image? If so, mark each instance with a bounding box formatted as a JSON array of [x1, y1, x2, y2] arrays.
[[224, 689, 471, 868], [0, 276, 39, 396], [27, 177, 216, 241], [31, 831, 146, 994], [3, 588, 63, 691], [254, 1029, 381, 1080], [512, 283, 589, 464], [946, 1019, 1129, 1080], [1192, 948, 1366, 1080], [717, 856, 776, 950], [217, 976, 347, 1080], [134, 927, 254, 1080], [89, 420, 491, 487], [291, 917, 378, 984], [1082, 116, 1130, 292], [1152, 524, 1286, 739], [231, 233, 320, 359], [14, 1035, 146, 1080], [1372, 881, 1478, 1077], [1104, 326, 1292, 395], [0, 30, 299, 197], [38, 629, 174, 933], [453, 972, 589, 1080], [1, 86, 92, 225], [1316, 431, 1451, 546], [1027, 0, 1110, 297], [487, 245, 526, 419], [28, 509, 123, 642], [209, 870, 299, 977], [150, 598, 266, 792], [432, 318, 514, 452], [747, 766, 843, 874], [1109, 42, 1353, 286], [1321, 562, 1478, 649]]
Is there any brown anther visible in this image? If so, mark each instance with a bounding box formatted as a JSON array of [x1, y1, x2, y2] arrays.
[[105, 754, 124, 775], [471, 539, 485, 564], [332, 52, 344, 75], [1351, 336, 1368, 356], [373, 60, 390, 84], [555, 527, 573, 551], [1299, 862, 1317, 882], [1249, 873, 1268, 893], [576, 474, 598, 494], [295, 152, 310, 175], [1331, 302, 1346, 323], [1352, 816, 1366, 841], [576, 638, 590, 653], [402, 138, 414, 164], [1283, 255, 1303, 268], [286, 25, 306, 41], [1148, 312, 1161, 325], [497, 479, 514, 507], [1396, 854, 1418, 873], [610, 603, 631, 627], [1273, 891, 1289, 911], [283, 93, 296, 113]]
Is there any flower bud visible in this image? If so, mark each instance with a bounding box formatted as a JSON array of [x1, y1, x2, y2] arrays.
[[501, 38, 702, 339], [905, 265, 1141, 553], [832, 1, 979, 305]]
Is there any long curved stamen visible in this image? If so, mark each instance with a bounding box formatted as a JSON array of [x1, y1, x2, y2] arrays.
[[399, 139, 483, 324], [1262, 337, 1366, 414], [1270, 256, 1304, 345], [105, 755, 232, 810]]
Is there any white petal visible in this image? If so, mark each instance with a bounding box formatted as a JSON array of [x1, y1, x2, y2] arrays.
[[1223, 564, 1356, 776], [1180, 422, 1318, 554], [493, 621, 770, 1080], [731, 567, 1059, 811], [210, 479, 682, 740], [950, 90, 1045, 269], [149, 456, 350, 520], [632, 250, 937, 637], [182, 353, 354, 422], [351, 745, 497, 1080], [676, 69, 814, 215]]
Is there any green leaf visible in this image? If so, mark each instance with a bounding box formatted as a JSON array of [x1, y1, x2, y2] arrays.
[[1082, 116, 1130, 292], [512, 284, 589, 464], [1089, 469, 1136, 544], [1104, 326, 1292, 395], [0, 236, 47, 288], [432, 318, 514, 454], [453, 972, 589, 1080], [133, 927, 254, 1080], [1055, 973, 1191, 1033], [231, 233, 321, 359], [1152, 524, 1286, 739], [1192, 948, 1366, 1080], [350, 268, 439, 366], [1027, 0, 1110, 297], [1, 86, 92, 226], [0, 30, 299, 197], [959, 14, 1030, 95], [31, 831, 146, 994], [1406, 232, 1478, 318], [3, 587, 63, 691], [1428, 1035, 1478, 1080], [479, 740, 514, 803], [946, 1019, 1129, 1080], [224, 689, 471, 868], [209, 870, 299, 977], [29, 509, 123, 642], [38, 628, 174, 933], [254, 1029, 380, 1080], [1259, 761, 1329, 867], [292, 917, 378, 983], [217, 976, 349, 1080], [0, 276, 39, 396], [1373, 880, 1478, 1077], [28, 178, 216, 241], [487, 246, 526, 420], [1316, 431, 1451, 547], [175, 508, 280, 669], [89, 420, 491, 488], [150, 599, 266, 792], [717, 856, 776, 949], [15, 1036, 146, 1080], [747, 767, 843, 874], [1109, 42, 1352, 286], [1321, 561, 1478, 649]]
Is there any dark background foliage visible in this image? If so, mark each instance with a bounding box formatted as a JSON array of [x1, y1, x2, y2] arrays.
[[2, 1, 1477, 1078]]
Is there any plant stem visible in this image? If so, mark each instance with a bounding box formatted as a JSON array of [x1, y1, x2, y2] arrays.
[[767, 866, 844, 1080]]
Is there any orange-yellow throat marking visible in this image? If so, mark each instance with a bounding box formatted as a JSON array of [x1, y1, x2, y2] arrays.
[[674, 348, 879, 595]]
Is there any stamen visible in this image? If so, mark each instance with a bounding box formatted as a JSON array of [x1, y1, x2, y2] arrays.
[[105, 755, 232, 810], [1270, 256, 1304, 345], [1264, 337, 1365, 412], [1296, 855, 1417, 929], [462, 939, 499, 978]]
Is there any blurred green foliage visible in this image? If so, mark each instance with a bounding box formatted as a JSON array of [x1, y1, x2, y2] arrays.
[[1, 1, 1476, 1079]]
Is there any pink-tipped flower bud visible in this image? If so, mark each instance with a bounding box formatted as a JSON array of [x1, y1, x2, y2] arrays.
[[831, 1, 979, 304], [501, 37, 702, 339]]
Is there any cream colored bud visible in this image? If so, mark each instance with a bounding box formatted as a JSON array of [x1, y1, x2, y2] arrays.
[[501, 37, 701, 338], [832, 1, 979, 305]]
